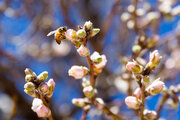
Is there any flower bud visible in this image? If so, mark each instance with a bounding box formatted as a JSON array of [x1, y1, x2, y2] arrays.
[[95, 98, 104, 109], [132, 44, 142, 54], [143, 109, 157, 120], [77, 45, 90, 57], [125, 96, 141, 109], [90, 28, 100, 37], [90, 51, 102, 63], [133, 88, 141, 99], [83, 86, 94, 98], [39, 83, 49, 94], [36, 105, 51, 118], [76, 29, 86, 38], [25, 74, 35, 82], [65, 29, 78, 41], [142, 76, 150, 85], [147, 50, 162, 69], [146, 79, 165, 95], [147, 35, 159, 48], [93, 54, 107, 75], [31, 98, 51, 118], [93, 55, 107, 69], [25, 68, 37, 77], [68, 66, 89, 79], [24, 82, 36, 91], [25, 68, 33, 75], [37, 71, 48, 83], [24, 89, 36, 97], [83, 21, 93, 30], [72, 98, 85, 107], [46, 79, 55, 98], [82, 78, 90, 87], [32, 98, 43, 112], [126, 61, 143, 73]]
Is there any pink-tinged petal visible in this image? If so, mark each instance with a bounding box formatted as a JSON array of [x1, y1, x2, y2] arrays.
[[83, 86, 94, 98], [65, 29, 78, 41], [77, 45, 90, 57], [68, 66, 88, 79], [94, 55, 107, 69], [146, 79, 165, 95], [133, 88, 141, 99], [31, 98, 43, 112], [36, 105, 51, 118], [125, 96, 141, 109], [126, 61, 143, 73]]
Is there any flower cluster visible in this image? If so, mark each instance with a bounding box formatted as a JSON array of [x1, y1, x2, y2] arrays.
[[47, 21, 117, 119], [125, 50, 164, 119], [24, 68, 55, 118]]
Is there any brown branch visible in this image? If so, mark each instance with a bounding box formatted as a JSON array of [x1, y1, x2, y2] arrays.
[[139, 84, 145, 120], [80, 110, 89, 120], [86, 55, 95, 88]]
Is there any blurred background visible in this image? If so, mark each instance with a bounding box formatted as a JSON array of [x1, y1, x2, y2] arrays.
[[0, 0, 180, 120]]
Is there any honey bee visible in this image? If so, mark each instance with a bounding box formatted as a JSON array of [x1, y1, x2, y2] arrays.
[[47, 26, 67, 44]]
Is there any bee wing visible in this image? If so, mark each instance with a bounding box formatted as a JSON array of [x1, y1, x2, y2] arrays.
[[47, 30, 57, 36]]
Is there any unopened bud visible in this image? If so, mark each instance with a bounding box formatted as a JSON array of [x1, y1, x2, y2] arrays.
[[83, 86, 94, 98], [146, 78, 165, 95], [133, 88, 141, 99], [36, 105, 51, 118], [24, 82, 36, 91], [65, 29, 78, 41], [95, 98, 104, 109], [39, 83, 49, 94], [90, 51, 102, 63], [147, 50, 162, 69], [37, 71, 48, 83], [83, 21, 93, 30], [147, 35, 159, 48], [25, 74, 35, 82], [132, 44, 142, 54], [90, 28, 100, 37], [126, 61, 143, 73], [76, 29, 86, 38], [24, 89, 36, 97], [93, 54, 107, 70], [144, 109, 157, 120], [72, 98, 86, 107], [32, 98, 43, 112], [68, 66, 89, 79], [25, 68, 33, 75], [77, 45, 90, 57], [125, 96, 141, 109], [46, 79, 55, 98], [32, 98, 51, 118], [25, 68, 37, 77]]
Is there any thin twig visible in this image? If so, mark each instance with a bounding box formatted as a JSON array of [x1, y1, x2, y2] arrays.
[[139, 84, 145, 120], [80, 110, 89, 120], [156, 93, 169, 119], [86, 55, 95, 88]]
